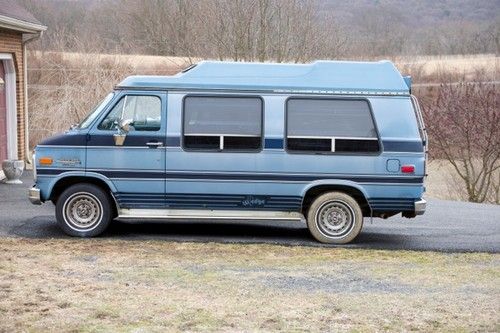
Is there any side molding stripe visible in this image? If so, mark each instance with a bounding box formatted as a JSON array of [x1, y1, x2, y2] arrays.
[[38, 136, 423, 153], [264, 138, 284, 149], [37, 168, 424, 184]]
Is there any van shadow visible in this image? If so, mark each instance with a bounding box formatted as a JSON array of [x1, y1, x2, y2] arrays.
[[105, 221, 410, 249], [106, 220, 319, 245], [17, 216, 409, 249]]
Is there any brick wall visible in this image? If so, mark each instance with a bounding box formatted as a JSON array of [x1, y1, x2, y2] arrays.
[[0, 28, 25, 161]]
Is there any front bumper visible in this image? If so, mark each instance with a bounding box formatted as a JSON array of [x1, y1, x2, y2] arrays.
[[414, 198, 426, 215], [28, 187, 41, 205]]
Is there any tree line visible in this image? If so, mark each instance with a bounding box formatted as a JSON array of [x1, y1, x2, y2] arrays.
[[20, 0, 499, 60]]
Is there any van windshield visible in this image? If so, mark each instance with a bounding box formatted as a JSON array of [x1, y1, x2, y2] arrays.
[[78, 92, 115, 129]]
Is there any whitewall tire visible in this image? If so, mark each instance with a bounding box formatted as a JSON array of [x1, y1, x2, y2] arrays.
[[307, 191, 363, 244], [55, 183, 112, 237]]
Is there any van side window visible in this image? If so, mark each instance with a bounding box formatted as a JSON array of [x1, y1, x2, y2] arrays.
[[183, 96, 262, 151], [286, 98, 379, 153], [98, 95, 161, 131]]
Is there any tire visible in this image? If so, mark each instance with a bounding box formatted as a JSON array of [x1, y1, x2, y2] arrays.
[[55, 183, 112, 237], [306, 191, 363, 244]]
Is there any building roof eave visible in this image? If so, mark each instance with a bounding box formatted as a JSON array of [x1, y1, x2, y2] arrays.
[[0, 14, 47, 33]]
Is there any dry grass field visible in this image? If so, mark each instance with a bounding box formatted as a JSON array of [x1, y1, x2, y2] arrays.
[[1, 238, 499, 332], [29, 51, 499, 78], [29, 50, 193, 75], [395, 53, 499, 83], [425, 160, 468, 201]]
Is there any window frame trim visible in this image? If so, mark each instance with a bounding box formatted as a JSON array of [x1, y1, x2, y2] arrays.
[[284, 96, 382, 156], [181, 94, 265, 153]]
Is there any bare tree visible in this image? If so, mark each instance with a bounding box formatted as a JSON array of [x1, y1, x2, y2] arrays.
[[19, 0, 500, 58], [196, 0, 326, 63], [200, 0, 258, 61], [422, 78, 500, 203]]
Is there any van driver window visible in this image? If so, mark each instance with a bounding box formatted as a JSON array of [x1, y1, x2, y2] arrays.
[[183, 96, 262, 151], [286, 98, 379, 153], [98, 95, 161, 131]]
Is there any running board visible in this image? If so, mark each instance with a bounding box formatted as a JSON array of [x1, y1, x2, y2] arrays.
[[117, 208, 305, 222]]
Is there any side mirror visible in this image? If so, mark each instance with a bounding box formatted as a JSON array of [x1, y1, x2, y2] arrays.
[[118, 119, 133, 134], [113, 119, 133, 146]]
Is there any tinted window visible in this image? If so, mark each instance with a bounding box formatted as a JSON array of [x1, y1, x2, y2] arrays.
[[98, 95, 161, 131], [335, 138, 379, 152], [287, 138, 331, 152], [286, 98, 379, 153], [183, 96, 262, 151]]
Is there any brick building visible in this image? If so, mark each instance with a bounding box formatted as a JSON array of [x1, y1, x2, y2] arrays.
[[0, 0, 46, 162]]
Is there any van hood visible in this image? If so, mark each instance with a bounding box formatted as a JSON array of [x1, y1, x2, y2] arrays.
[[38, 129, 87, 146]]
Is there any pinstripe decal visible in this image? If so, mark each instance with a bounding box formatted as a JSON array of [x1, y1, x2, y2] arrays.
[[114, 193, 303, 210], [368, 198, 416, 211], [115, 193, 420, 212], [37, 168, 424, 184]]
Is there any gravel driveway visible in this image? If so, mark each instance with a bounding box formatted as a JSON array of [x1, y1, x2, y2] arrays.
[[1, 171, 499, 253]]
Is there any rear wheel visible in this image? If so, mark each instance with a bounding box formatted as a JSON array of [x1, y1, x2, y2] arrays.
[[55, 183, 112, 237], [306, 192, 363, 244]]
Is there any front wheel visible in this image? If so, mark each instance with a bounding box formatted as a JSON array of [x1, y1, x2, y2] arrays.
[[55, 183, 112, 237], [306, 192, 363, 244]]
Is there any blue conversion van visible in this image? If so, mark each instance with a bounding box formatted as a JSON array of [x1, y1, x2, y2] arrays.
[[29, 60, 427, 244]]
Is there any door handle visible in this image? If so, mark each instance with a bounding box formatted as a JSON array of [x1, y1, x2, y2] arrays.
[[146, 141, 163, 148]]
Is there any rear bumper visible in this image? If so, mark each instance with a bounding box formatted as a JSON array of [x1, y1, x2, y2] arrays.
[[414, 198, 426, 215], [28, 187, 41, 205]]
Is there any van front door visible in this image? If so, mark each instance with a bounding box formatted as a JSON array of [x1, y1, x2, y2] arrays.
[[86, 92, 167, 209]]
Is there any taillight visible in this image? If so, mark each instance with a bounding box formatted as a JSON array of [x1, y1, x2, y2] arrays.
[[401, 165, 415, 173]]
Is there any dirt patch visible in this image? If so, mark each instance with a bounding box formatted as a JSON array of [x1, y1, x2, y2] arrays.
[[0, 238, 498, 332]]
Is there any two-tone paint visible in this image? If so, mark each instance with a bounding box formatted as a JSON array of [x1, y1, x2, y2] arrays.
[[30, 60, 427, 222]]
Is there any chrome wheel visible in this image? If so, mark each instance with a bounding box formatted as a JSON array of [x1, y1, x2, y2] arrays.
[[63, 192, 103, 231], [315, 200, 355, 238]]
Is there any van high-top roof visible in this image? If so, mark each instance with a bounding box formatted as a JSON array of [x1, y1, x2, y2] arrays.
[[117, 60, 411, 96]]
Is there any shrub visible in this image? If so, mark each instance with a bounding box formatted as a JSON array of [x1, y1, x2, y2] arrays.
[[421, 77, 499, 203]]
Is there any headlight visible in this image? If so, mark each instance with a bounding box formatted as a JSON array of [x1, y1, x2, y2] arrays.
[[32, 152, 37, 182]]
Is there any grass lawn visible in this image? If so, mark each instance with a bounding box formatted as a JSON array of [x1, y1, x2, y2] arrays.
[[0, 238, 498, 332]]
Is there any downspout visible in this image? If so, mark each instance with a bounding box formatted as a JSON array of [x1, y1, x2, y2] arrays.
[[22, 31, 43, 165]]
